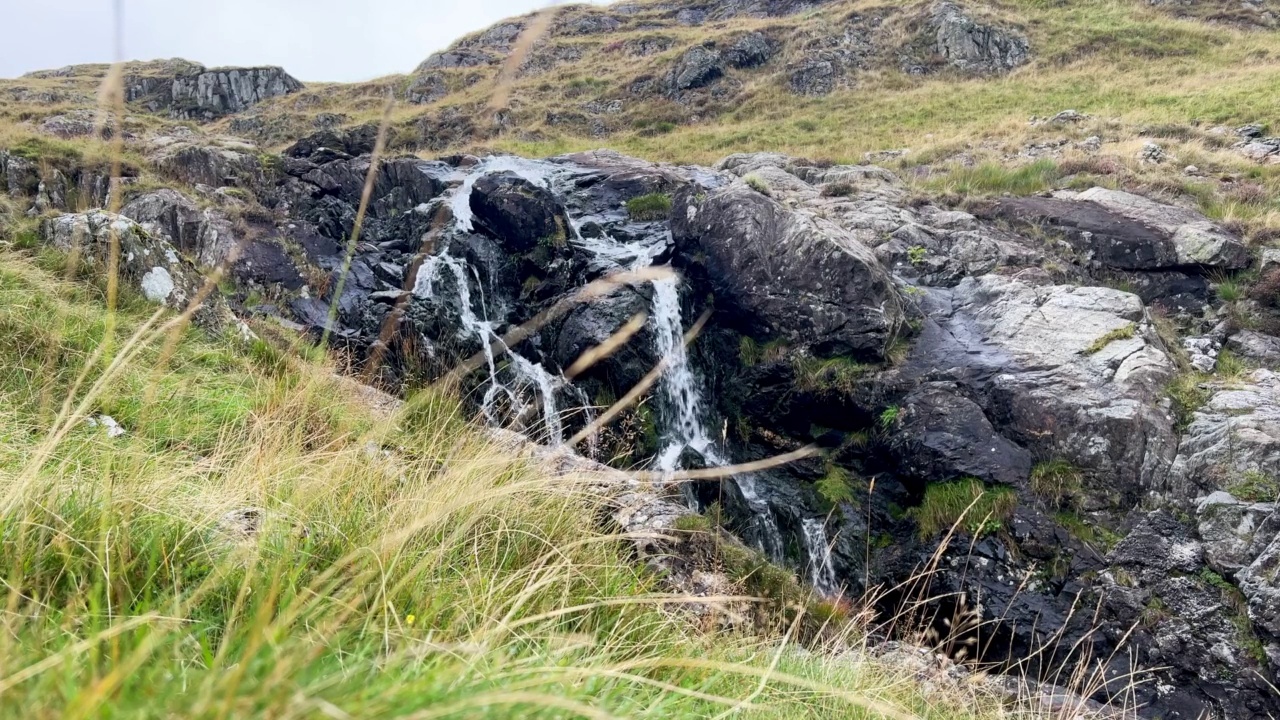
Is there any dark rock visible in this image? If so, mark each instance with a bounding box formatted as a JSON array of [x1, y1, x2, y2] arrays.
[[983, 189, 1248, 270], [671, 181, 904, 358], [668, 45, 724, 92], [726, 32, 775, 68], [787, 59, 836, 95], [470, 172, 567, 253], [893, 382, 1032, 487], [232, 238, 304, 290], [284, 125, 378, 159]]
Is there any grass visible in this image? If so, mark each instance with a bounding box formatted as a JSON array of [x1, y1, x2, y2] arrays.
[[920, 160, 1060, 197], [814, 463, 856, 509], [1168, 371, 1211, 429], [1054, 511, 1122, 553], [625, 192, 673, 221], [743, 173, 772, 196], [907, 479, 1017, 540], [790, 355, 871, 395], [1030, 459, 1083, 509], [1084, 323, 1136, 355], [1227, 470, 1280, 503], [0, 244, 1050, 718]]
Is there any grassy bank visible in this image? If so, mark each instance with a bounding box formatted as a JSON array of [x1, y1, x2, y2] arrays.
[[0, 248, 1023, 718]]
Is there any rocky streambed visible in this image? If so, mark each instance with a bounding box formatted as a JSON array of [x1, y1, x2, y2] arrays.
[[7, 132, 1280, 718]]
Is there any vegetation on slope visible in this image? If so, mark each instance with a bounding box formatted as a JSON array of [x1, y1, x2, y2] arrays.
[[0, 244, 1033, 717]]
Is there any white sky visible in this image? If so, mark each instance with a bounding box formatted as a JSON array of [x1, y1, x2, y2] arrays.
[[2, 1, 605, 82]]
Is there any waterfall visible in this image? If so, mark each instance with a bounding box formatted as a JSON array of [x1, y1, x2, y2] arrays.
[[800, 518, 840, 598], [426, 156, 805, 576], [651, 276, 722, 471], [412, 249, 565, 444]]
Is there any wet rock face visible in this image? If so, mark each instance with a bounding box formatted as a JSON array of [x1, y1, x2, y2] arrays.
[[1103, 510, 1280, 719], [469, 173, 568, 253], [671, 181, 905, 359], [125, 64, 303, 120]]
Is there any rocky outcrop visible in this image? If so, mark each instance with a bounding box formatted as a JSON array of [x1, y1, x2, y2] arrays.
[[120, 189, 239, 268], [1102, 510, 1278, 719], [469, 173, 568, 253], [16, 137, 1280, 718], [125, 63, 303, 120], [725, 32, 775, 68], [147, 132, 268, 189], [984, 188, 1249, 271], [926, 2, 1030, 73], [910, 276, 1177, 503], [667, 45, 724, 92], [1169, 370, 1280, 499], [671, 179, 906, 359], [40, 211, 225, 324]]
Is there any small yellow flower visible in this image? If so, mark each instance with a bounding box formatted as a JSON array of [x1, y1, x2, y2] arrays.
[[406, 614, 416, 626]]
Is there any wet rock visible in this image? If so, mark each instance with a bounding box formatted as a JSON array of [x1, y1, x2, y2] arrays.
[[1104, 510, 1278, 719], [906, 276, 1176, 505], [893, 381, 1032, 487], [232, 238, 305, 290], [470, 172, 568, 253], [672, 180, 905, 358]]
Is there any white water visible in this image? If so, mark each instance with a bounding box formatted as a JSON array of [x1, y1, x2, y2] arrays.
[[651, 276, 722, 472], [426, 156, 804, 572], [801, 518, 840, 597], [412, 246, 565, 443], [449, 156, 557, 233]]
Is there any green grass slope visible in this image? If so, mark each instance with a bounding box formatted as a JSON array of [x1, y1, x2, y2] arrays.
[[0, 246, 1032, 718]]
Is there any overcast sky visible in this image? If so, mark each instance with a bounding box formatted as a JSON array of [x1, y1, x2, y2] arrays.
[[2, 1, 605, 82]]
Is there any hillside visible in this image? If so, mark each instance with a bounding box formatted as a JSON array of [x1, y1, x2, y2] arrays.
[[3, 0, 1280, 718]]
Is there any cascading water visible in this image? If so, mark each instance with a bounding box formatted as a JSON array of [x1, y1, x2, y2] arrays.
[[801, 518, 840, 597], [412, 207, 567, 444], [650, 276, 721, 472], [420, 155, 826, 582]]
